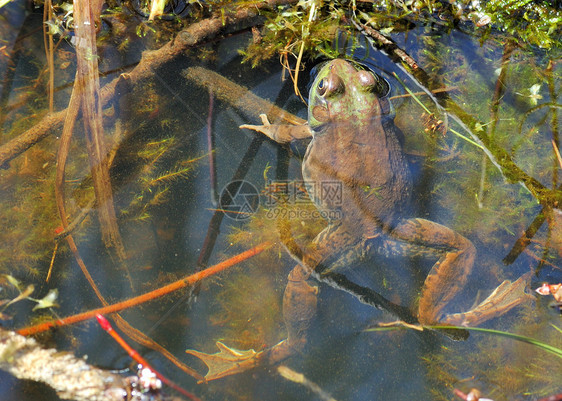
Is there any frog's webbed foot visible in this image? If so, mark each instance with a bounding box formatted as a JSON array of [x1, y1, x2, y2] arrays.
[[185, 342, 259, 382], [240, 114, 312, 144], [186, 339, 305, 383], [186, 265, 318, 382], [444, 272, 534, 327]]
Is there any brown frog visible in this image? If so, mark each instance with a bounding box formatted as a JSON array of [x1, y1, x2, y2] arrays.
[[186, 59, 531, 381]]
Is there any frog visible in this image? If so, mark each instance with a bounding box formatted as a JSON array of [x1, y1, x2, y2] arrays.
[[186, 59, 531, 382]]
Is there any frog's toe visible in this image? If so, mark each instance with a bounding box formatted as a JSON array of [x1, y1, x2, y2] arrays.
[[444, 272, 534, 327]]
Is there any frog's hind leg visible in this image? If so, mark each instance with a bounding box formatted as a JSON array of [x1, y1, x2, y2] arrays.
[[185, 263, 318, 382], [389, 218, 475, 325], [391, 218, 531, 327], [296, 223, 418, 323], [306, 223, 366, 273]]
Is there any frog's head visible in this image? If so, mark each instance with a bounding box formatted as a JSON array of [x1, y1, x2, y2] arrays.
[[308, 59, 390, 133]]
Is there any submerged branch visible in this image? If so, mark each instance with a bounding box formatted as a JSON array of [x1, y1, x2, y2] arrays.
[[0, 109, 66, 169], [0, 328, 127, 401], [73, 0, 129, 278], [0, 0, 296, 168], [183, 66, 306, 125]]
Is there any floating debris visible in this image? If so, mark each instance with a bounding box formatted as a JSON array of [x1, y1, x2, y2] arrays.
[[536, 283, 562, 313], [453, 388, 494, 401], [278, 365, 338, 401]]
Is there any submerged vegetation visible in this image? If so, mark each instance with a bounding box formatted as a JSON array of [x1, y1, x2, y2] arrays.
[[241, 0, 561, 68], [424, 306, 562, 400], [0, 0, 561, 399]]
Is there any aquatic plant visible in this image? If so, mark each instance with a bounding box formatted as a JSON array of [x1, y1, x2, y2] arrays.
[[0, 139, 65, 277], [208, 193, 326, 350], [120, 137, 206, 223], [0, 275, 58, 320], [239, 0, 560, 70], [366, 307, 562, 400], [240, 0, 345, 67], [481, 0, 562, 49]]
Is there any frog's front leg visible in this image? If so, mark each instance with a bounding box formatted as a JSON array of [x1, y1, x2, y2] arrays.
[[240, 114, 313, 144], [390, 218, 531, 326]]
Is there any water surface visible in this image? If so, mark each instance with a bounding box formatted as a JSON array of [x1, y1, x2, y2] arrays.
[[0, 2, 560, 400]]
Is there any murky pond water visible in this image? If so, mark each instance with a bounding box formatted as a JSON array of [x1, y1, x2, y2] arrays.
[[0, 1, 561, 400]]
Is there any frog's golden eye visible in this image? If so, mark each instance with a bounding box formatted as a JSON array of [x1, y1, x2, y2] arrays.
[[317, 78, 327, 96], [357, 70, 389, 96], [352, 63, 390, 97], [317, 75, 343, 97]]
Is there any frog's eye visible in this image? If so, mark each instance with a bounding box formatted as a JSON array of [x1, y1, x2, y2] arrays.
[[351, 62, 391, 98], [316, 75, 343, 97], [317, 78, 327, 96], [358, 71, 377, 89], [357, 70, 390, 97]]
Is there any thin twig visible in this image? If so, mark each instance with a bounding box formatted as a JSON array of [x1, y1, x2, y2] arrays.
[[389, 86, 458, 99], [207, 89, 218, 206], [42, 0, 55, 112], [73, 0, 130, 278]]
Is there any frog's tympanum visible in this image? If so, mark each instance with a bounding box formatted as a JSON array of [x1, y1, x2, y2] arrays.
[[186, 59, 531, 382]]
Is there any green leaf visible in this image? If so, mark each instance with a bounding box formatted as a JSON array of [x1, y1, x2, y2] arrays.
[[366, 324, 562, 359], [31, 289, 59, 311], [4, 274, 22, 291], [437, 325, 562, 359], [7, 284, 35, 306]]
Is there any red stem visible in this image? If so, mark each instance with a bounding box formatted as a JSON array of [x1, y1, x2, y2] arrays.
[[453, 389, 468, 401], [96, 314, 201, 401], [17, 241, 272, 336]]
